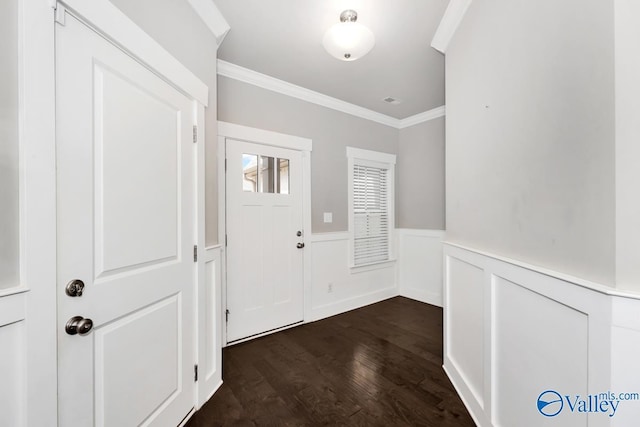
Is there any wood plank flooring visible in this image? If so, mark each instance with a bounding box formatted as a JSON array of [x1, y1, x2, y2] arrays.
[[186, 297, 475, 426]]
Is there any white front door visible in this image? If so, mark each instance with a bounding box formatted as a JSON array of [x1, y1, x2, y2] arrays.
[[56, 14, 196, 426], [226, 139, 305, 342]]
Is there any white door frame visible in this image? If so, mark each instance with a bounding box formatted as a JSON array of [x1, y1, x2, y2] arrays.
[[20, 1, 58, 425], [217, 121, 313, 346], [21, 0, 209, 424]]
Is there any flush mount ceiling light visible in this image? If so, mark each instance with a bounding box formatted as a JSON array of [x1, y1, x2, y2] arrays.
[[323, 10, 375, 61]]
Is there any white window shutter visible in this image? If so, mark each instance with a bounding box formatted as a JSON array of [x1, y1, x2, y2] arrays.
[[352, 164, 389, 265]]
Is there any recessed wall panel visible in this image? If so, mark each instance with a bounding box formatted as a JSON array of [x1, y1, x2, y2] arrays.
[[0, 320, 25, 427], [494, 277, 588, 427], [94, 65, 179, 278], [95, 296, 180, 427], [204, 257, 217, 379], [448, 257, 485, 406]]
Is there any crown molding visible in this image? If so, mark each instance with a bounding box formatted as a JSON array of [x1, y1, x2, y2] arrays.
[[431, 0, 473, 54], [217, 60, 445, 129], [187, 0, 230, 47], [217, 60, 399, 127], [398, 106, 446, 129]]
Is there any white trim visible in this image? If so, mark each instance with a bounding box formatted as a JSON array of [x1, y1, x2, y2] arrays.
[[346, 146, 396, 165], [350, 260, 397, 274], [444, 241, 640, 300], [59, 0, 209, 106], [217, 60, 397, 127], [430, 0, 473, 54], [0, 287, 28, 299], [217, 136, 228, 347], [217, 59, 446, 129], [218, 121, 312, 152], [186, 0, 230, 46], [21, 0, 58, 425], [196, 245, 223, 408], [347, 147, 396, 269], [194, 103, 217, 410], [302, 150, 313, 329], [310, 232, 350, 243], [310, 287, 398, 322], [398, 228, 445, 238], [398, 106, 446, 129], [218, 123, 313, 342]]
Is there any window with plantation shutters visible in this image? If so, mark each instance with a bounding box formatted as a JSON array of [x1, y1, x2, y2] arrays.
[[347, 147, 396, 268], [353, 164, 389, 265]]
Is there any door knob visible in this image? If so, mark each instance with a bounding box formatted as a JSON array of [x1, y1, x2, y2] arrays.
[[65, 279, 85, 297], [297, 242, 305, 249], [65, 316, 94, 336]]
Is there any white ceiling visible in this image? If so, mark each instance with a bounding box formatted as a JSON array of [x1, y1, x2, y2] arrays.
[[214, 0, 449, 120]]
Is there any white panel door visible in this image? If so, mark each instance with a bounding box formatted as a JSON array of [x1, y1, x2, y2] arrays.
[[56, 15, 195, 426], [226, 140, 304, 342]]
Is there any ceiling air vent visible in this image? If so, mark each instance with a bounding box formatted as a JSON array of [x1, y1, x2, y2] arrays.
[[383, 97, 401, 105]]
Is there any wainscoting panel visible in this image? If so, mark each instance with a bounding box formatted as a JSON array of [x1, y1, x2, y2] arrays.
[[493, 277, 588, 427], [0, 292, 27, 427], [197, 246, 223, 408], [310, 233, 397, 321], [444, 243, 617, 427], [610, 297, 640, 426], [446, 257, 485, 409], [396, 229, 444, 306]]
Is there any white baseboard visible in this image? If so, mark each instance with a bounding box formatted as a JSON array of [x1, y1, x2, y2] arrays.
[[443, 363, 491, 427], [310, 286, 398, 322], [399, 288, 442, 307]]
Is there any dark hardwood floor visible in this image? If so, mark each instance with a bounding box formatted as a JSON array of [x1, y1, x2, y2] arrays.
[[186, 297, 475, 427]]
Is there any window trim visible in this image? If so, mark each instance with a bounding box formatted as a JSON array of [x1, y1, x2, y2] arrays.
[[347, 147, 396, 271]]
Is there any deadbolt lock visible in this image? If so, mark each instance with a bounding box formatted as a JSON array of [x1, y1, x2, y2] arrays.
[[65, 279, 85, 297]]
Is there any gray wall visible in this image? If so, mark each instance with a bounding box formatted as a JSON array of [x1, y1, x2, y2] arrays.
[[0, 0, 19, 289], [110, 0, 220, 245], [218, 76, 398, 233], [397, 117, 445, 230], [446, 0, 616, 285]]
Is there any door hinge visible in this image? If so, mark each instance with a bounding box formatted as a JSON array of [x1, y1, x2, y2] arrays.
[[224, 158, 227, 172], [193, 125, 197, 143], [193, 245, 198, 262], [194, 364, 198, 382], [225, 309, 230, 322], [225, 234, 228, 247]]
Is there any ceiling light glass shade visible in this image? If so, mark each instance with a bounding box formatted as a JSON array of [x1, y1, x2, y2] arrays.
[[323, 16, 375, 61]]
